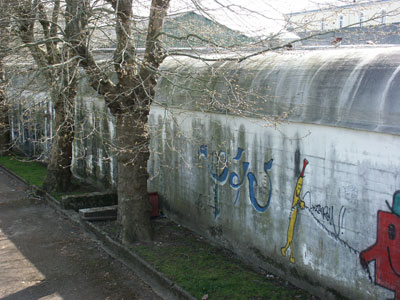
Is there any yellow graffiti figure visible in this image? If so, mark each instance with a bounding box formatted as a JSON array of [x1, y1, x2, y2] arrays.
[[281, 158, 309, 264]]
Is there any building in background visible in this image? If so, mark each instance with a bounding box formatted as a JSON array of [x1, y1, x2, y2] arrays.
[[285, 0, 400, 45]]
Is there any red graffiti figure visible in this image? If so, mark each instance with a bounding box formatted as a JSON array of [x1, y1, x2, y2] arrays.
[[360, 191, 400, 299]]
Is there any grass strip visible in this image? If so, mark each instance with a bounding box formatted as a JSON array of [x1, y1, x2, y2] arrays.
[[0, 154, 47, 187], [126, 220, 316, 300], [134, 243, 311, 300], [0, 155, 96, 200]]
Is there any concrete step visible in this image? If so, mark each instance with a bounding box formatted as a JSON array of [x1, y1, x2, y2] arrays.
[[79, 205, 117, 221], [61, 192, 118, 211]]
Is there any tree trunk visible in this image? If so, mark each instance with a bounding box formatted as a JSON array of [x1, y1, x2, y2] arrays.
[[116, 111, 152, 243], [0, 88, 9, 154], [42, 91, 74, 192], [63, 0, 169, 243], [0, 61, 9, 154]]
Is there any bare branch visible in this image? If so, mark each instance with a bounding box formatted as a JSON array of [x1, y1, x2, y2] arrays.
[[50, 0, 60, 37], [37, 1, 50, 39], [65, 0, 116, 97], [112, 0, 136, 84], [15, 0, 50, 72], [139, 0, 170, 85]]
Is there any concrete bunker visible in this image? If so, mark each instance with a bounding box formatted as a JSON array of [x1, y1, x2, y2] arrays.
[[148, 46, 400, 300]]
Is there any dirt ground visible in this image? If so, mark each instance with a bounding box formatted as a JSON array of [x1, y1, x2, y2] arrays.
[[0, 167, 163, 300]]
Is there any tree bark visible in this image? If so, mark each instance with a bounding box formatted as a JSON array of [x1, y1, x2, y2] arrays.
[[14, 0, 79, 192], [0, 79, 10, 154], [0, 0, 12, 154], [115, 0, 170, 243], [66, 0, 170, 243], [42, 89, 75, 192], [116, 111, 153, 242]]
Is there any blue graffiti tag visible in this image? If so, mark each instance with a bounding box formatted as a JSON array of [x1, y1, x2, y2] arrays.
[[199, 144, 208, 158], [247, 159, 273, 212], [199, 145, 225, 217], [229, 148, 249, 205], [200, 145, 229, 185], [199, 145, 273, 213], [210, 150, 229, 184]]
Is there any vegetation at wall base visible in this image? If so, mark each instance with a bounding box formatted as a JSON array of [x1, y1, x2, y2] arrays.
[[95, 219, 317, 300], [0, 154, 95, 200]]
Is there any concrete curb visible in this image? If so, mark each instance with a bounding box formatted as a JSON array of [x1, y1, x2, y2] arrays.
[[0, 164, 42, 195], [0, 164, 196, 300], [82, 220, 197, 300]]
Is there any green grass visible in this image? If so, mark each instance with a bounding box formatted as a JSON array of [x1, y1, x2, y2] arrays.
[[0, 155, 95, 200], [0, 154, 47, 187], [132, 223, 314, 300]]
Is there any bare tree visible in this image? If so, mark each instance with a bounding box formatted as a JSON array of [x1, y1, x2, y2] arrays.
[[14, 0, 79, 191], [0, 0, 13, 154], [44, 0, 396, 243], [64, 0, 170, 242], [4, 0, 395, 244]]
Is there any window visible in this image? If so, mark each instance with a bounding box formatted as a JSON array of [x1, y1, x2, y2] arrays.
[[359, 12, 364, 27], [339, 15, 344, 28]]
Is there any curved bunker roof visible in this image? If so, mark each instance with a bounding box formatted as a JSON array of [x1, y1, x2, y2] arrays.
[[155, 47, 400, 135]]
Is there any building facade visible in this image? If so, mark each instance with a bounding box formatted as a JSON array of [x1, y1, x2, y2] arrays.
[[286, 0, 400, 32]]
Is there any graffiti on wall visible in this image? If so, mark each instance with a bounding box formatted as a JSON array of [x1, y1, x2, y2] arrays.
[[199, 144, 398, 300], [278, 157, 360, 265], [360, 191, 400, 300], [305, 202, 359, 257], [281, 158, 309, 263], [199, 145, 273, 217], [308, 203, 346, 238]]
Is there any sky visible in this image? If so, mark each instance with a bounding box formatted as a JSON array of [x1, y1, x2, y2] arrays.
[[166, 0, 350, 36], [129, 0, 355, 37]]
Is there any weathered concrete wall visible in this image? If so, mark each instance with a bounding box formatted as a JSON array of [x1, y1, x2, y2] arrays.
[[148, 47, 400, 299], [7, 70, 53, 158], [72, 76, 117, 190], [6, 69, 116, 190], [7, 46, 400, 299]]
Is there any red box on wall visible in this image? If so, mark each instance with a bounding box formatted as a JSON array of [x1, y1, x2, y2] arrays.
[[148, 192, 159, 217]]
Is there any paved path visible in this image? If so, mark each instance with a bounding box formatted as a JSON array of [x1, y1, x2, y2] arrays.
[[0, 167, 163, 300]]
